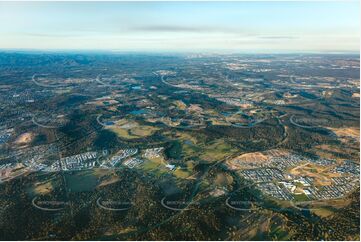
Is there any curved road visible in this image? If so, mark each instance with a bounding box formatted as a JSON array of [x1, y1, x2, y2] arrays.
[[32, 74, 64, 88]]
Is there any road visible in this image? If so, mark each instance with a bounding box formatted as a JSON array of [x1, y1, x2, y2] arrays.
[[32, 74, 63, 88]]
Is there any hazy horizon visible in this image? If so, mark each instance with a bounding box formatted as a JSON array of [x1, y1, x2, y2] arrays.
[[0, 1, 359, 52]]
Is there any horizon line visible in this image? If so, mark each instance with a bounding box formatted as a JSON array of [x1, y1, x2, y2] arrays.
[[0, 48, 360, 55]]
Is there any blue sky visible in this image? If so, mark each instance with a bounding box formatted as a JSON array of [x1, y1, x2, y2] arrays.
[[0, 1, 359, 52]]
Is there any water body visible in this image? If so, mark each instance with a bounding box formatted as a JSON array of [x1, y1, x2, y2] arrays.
[[131, 86, 141, 90], [130, 109, 148, 115]]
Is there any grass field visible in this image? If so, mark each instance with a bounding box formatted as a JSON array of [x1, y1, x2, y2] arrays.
[[173, 167, 192, 179], [200, 139, 237, 162], [94, 169, 120, 187], [130, 125, 159, 137], [214, 172, 233, 186], [142, 156, 164, 171], [65, 170, 99, 192], [166, 131, 237, 162], [106, 119, 159, 139], [293, 193, 309, 202]]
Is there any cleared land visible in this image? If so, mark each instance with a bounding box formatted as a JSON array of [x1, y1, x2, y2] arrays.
[[106, 119, 159, 139]]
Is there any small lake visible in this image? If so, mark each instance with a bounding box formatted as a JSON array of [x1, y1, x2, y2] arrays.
[[131, 86, 142, 90], [130, 109, 148, 115]]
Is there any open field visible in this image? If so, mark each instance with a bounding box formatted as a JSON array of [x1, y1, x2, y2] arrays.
[[329, 127, 360, 142], [106, 119, 160, 139], [199, 139, 237, 162], [288, 162, 340, 186], [65, 171, 99, 192]]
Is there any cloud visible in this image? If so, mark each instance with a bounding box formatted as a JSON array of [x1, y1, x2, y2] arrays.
[[257, 36, 298, 40], [16, 32, 84, 38], [128, 25, 298, 41], [128, 25, 230, 33]]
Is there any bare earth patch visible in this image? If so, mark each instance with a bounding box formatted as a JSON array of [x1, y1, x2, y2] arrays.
[[226, 149, 290, 170], [34, 181, 53, 195], [288, 162, 340, 186], [14, 132, 35, 146], [328, 127, 360, 142], [351, 92, 360, 98]]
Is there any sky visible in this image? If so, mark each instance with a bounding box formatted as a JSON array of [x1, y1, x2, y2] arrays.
[[0, 1, 359, 53]]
